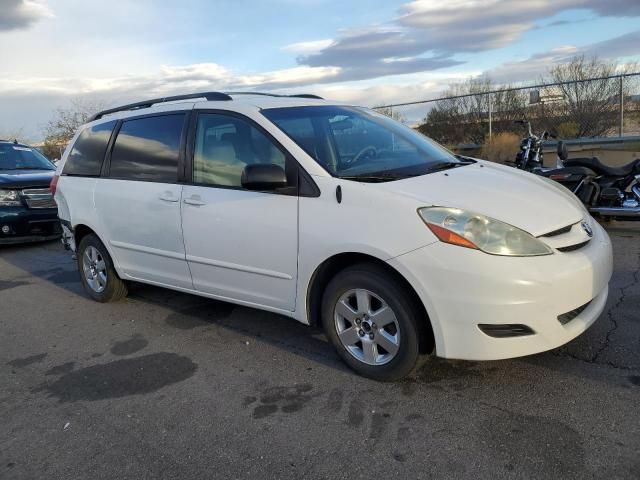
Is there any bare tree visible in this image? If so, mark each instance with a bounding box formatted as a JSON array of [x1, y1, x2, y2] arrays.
[[418, 78, 526, 145], [544, 55, 637, 137], [0, 128, 32, 144], [42, 98, 107, 159], [375, 106, 406, 123], [416, 56, 638, 146]]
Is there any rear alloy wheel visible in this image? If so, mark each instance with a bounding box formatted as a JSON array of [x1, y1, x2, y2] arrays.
[[77, 234, 128, 303], [82, 246, 107, 294], [322, 264, 423, 381]]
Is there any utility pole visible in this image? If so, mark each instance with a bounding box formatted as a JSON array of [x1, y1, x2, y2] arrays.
[[488, 96, 493, 140], [619, 75, 624, 137]]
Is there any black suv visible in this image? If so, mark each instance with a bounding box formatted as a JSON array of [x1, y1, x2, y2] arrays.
[[0, 140, 60, 244]]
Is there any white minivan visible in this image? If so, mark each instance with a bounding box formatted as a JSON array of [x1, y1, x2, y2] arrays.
[[53, 92, 613, 380]]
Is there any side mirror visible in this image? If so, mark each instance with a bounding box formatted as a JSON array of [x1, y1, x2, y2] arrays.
[[241, 164, 287, 191], [557, 141, 568, 161]]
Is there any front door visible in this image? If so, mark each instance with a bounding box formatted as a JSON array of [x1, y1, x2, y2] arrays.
[[181, 112, 298, 311]]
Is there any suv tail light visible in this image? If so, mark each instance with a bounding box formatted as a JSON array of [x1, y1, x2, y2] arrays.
[[49, 174, 59, 195]]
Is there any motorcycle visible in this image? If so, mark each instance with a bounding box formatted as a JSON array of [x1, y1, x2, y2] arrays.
[[510, 120, 552, 172], [539, 141, 640, 220], [506, 119, 640, 219]]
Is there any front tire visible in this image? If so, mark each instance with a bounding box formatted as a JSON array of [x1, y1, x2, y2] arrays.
[[77, 234, 128, 302], [321, 263, 422, 381]]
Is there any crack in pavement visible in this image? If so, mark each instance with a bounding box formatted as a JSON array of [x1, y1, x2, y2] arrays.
[[551, 242, 640, 371], [591, 244, 640, 364]]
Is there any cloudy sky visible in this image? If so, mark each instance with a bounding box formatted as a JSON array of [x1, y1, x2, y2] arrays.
[[1, 0, 640, 140]]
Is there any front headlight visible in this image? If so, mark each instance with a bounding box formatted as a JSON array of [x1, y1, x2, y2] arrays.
[[418, 207, 553, 256], [0, 189, 21, 207]]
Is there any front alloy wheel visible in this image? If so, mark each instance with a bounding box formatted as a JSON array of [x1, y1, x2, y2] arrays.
[[322, 263, 424, 381], [334, 288, 400, 365]]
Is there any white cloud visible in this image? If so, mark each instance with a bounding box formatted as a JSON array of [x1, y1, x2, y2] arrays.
[[282, 39, 334, 53], [0, 62, 342, 99], [487, 47, 581, 83], [0, 0, 53, 32], [299, 0, 640, 79], [486, 31, 640, 83], [2, 0, 640, 140]]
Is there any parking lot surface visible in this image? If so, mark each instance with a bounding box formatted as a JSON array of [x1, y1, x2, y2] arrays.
[[1, 222, 639, 479]]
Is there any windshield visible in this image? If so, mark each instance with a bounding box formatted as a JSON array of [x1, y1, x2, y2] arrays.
[[0, 144, 55, 171], [262, 106, 465, 181]]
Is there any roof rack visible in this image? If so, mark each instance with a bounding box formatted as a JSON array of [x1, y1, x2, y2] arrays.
[[88, 91, 232, 121], [290, 94, 324, 99], [226, 92, 324, 100]]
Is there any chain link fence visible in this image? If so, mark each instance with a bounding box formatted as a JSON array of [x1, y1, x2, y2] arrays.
[[374, 73, 640, 153]]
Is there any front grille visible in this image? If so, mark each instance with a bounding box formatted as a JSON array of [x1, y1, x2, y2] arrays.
[[541, 225, 573, 237], [539, 220, 592, 253], [21, 188, 57, 209], [558, 300, 592, 325], [557, 240, 590, 252]]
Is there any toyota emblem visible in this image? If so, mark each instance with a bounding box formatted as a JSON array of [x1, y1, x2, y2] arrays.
[[581, 222, 593, 238]]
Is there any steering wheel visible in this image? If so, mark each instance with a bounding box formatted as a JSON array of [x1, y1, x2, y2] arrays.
[[348, 145, 377, 166]]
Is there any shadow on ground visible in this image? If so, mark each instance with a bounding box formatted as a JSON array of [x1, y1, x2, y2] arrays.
[[2, 220, 639, 385]]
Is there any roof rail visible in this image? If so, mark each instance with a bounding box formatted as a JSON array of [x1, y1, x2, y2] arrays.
[[226, 92, 324, 100], [290, 94, 324, 99], [88, 91, 232, 121]]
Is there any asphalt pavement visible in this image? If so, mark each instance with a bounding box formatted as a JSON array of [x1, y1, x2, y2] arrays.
[[1, 222, 639, 479]]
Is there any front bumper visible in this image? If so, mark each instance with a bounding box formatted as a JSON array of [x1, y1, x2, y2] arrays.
[[0, 206, 61, 245], [388, 220, 613, 360]]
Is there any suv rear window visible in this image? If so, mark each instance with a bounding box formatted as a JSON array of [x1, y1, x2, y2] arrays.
[[109, 114, 185, 183], [63, 121, 116, 176]]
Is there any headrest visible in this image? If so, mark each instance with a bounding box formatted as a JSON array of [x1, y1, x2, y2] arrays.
[[220, 132, 237, 143], [204, 140, 236, 160]]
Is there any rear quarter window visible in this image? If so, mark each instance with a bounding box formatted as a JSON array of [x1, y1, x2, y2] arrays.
[[63, 121, 116, 176]]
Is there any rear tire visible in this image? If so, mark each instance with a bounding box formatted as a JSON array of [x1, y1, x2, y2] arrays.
[[77, 234, 128, 302], [321, 263, 423, 381]]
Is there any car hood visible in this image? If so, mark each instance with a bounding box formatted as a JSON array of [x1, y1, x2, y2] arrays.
[[0, 169, 55, 189], [377, 160, 585, 237]]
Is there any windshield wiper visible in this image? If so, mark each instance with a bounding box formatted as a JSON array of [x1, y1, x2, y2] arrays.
[[426, 160, 472, 173], [454, 154, 476, 163], [338, 174, 399, 183]]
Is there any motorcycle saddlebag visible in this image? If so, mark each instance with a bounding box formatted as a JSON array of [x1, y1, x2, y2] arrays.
[[540, 166, 596, 195], [541, 166, 596, 182]]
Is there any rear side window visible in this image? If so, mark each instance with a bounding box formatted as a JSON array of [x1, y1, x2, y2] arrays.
[[63, 121, 116, 176], [109, 114, 185, 182]]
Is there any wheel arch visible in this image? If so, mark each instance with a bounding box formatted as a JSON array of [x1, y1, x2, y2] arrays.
[[74, 223, 95, 247], [72, 223, 124, 277], [306, 252, 434, 354]]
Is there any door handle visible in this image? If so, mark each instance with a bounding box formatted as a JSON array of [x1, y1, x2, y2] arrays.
[[183, 196, 206, 206], [159, 193, 179, 202]]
